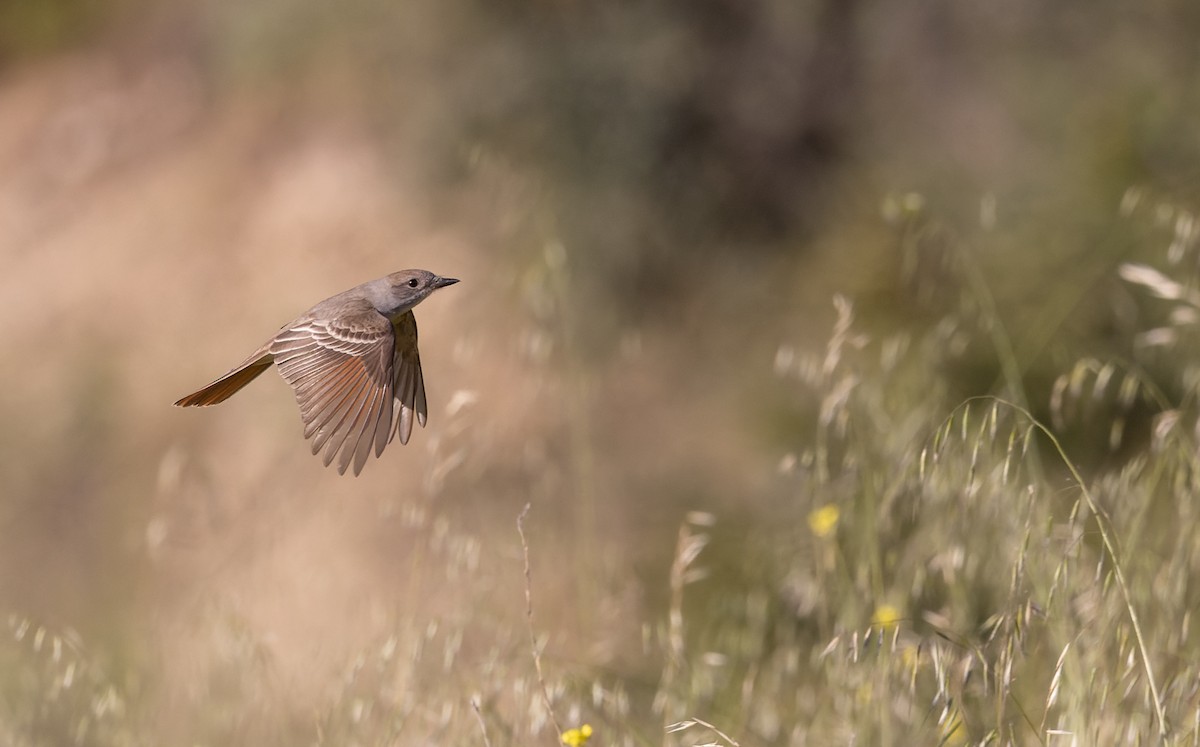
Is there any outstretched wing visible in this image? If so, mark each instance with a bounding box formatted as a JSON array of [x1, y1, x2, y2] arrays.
[[269, 303, 399, 476], [390, 310, 427, 446]]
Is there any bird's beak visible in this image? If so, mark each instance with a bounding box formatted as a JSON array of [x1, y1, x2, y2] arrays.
[[434, 276, 460, 289]]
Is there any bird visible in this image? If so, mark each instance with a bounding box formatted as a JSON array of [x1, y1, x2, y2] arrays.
[[175, 269, 459, 476]]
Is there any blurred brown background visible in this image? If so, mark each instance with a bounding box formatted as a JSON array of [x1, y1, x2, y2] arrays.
[[1, 0, 1197, 743]]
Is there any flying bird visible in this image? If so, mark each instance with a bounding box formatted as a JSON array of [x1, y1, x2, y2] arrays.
[[175, 269, 459, 475]]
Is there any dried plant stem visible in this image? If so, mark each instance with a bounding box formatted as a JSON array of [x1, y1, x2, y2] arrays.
[[953, 397, 1168, 738], [517, 503, 565, 744], [665, 717, 741, 746], [470, 698, 494, 747], [659, 522, 710, 743]]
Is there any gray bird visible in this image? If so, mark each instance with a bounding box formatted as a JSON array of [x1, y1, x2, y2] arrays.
[[175, 269, 459, 475]]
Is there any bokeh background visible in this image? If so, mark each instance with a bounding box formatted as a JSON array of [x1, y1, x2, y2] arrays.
[[3, 1, 1200, 744]]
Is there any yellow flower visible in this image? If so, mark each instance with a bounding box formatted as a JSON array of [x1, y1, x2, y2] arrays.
[[561, 724, 593, 747], [808, 504, 840, 538], [872, 604, 902, 629]]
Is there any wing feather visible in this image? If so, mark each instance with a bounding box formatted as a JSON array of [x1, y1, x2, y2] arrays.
[[301, 358, 366, 429], [391, 311, 427, 446], [345, 379, 386, 475], [270, 304, 397, 475], [312, 365, 373, 460], [326, 372, 379, 473]]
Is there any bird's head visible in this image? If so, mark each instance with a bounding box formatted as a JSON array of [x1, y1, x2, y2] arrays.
[[371, 269, 459, 316]]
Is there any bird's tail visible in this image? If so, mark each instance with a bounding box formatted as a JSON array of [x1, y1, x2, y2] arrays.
[[175, 356, 273, 407]]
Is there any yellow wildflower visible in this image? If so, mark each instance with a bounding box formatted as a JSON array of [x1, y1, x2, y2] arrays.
[[808, 504, 840, 538], [561, 724, 593, 747], [872, 603, 902, 629]]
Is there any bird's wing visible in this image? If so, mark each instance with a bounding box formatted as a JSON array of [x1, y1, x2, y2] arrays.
[[269, 304, 398, 476], [391, 310, 427, 446]]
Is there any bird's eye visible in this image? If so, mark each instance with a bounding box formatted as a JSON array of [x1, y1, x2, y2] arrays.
[[407, 278, 420, 288]]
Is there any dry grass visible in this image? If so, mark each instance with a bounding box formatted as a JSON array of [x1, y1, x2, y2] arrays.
[[33, 209, 1200, 745]]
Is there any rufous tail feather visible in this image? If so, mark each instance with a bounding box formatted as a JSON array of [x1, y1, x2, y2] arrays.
[[175, 360, 272, 407]]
